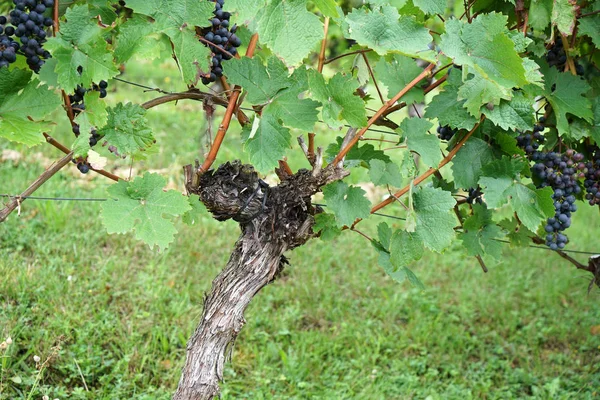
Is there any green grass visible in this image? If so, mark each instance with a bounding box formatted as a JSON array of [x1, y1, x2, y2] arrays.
[[1, 60, 600, 399]]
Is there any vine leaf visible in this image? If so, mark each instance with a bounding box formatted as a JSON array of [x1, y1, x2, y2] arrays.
[[578, 5, 600, 47], [42, 5, 119, 92], [114, 15, 169, 63], [398, 117, 441, 168], [325, 137, 390, 168], [342, 5, 435, 61], [126, 0, 214, 84], [457, 70, 512, 117], [478, 157, 555, 232], [369, 159, 403, 187], [542, 67, 593, 137], [483, 91, 535, 131], [313, 213, 342, 241], [264, 91, 320, 131], [312, 0, 340, 17], [224, 56, 290, 104], [372, 223, 424, 288], [257, 0, 323, 66], [374, 54, 426, 105], [244, 115, 291, 173], [440, 13, 528, 90], [101, 173, 192, 251], [98, 103, 155, 157], [389, 229, 424, 268], [0, 76, 61, 146], [413, 0, 446, 15], [552, 0, 576, 36], [459, 204, 505, 262], [424, 72, 478, 130], [451, 137, 495, 189], [322, 181, 371, 227], [74, 91, 108, 141], [307, 71, 367, 128], [412, 186, 457, 252], [182, 195, 209, 226]]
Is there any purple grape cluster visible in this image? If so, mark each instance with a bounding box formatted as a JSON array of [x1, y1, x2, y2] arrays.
[[516, 121, 545, 155], [0, 0, 54, 72], [465, 187, 483, 205], [545, 39, 585, 76], [201, 0, 242, 85], [584, 146, 600, 206], [437, 125, 456, 141], [531, 149, 585, 249]]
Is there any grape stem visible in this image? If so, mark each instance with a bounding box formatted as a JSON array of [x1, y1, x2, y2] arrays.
[[199, 33, 259, 173]]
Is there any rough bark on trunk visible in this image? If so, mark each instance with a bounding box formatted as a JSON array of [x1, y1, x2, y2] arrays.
[[174, 161, 347, 400]]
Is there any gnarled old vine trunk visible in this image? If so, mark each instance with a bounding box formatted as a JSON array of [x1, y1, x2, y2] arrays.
[[174, 161, 347, 400]]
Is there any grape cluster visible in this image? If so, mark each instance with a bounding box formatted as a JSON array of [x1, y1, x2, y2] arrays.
[[68, 80, 108, 120], [201, 0, 242, 85], [516, 122, 545, 156], [465, 187, 483, 205], [545, 39, 585, 76], [531, 149, 585, 249], [437, 125, 457, 141], [68, 79, 108, 157], [0, 0, 54, 72], [583, 146, 600, 206]]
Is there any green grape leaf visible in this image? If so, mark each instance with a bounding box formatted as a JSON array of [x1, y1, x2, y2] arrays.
[[398, 117, 441, 168], [257, 0, 323, 66], [389, 229, 424, 268], [374, 54, 426, 105], [308, 71, 367, 128], [377, 222, 393, 250], [451, 137, 495, 189], [529, 0, 552, 31], [322, 181, 372, 227], [479, 157, 555, 232], [114, 15, 162, 63], [313, 213, 342, 241], [228, 0, 267, 30], [313, 0, 339, 17], [245, 114, 291, 172], [412, 186, 457, 252], [343, 6, 435, 61], [592, 97, 600, 144], [457, 71, 512, 117], [42, 5, 119, 92], [413, 0, 447, 15], [552, 0, 576, 35], [74, 91, 108, 138], [440, 13, 528, 89], [127, 0, 214, 84], [265, 91, 320, 131], [459, 204, 505, 261], [101, 173, 191, 251], [483, 91, 535, 131], [522, 58, 545, 89], [182, 195, 209, 225], [98, 103, 155, 157], [424, 72, 479, 130], [325, 137, 391, 168], [369, 159, 403, 187], [499, 217, 535, 247], [543, 67, 593, 136], [0, 80, 61, 146], [225, 56, 291, 104], [0, 68, 32, 103], [578, 11, 600, 48]]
